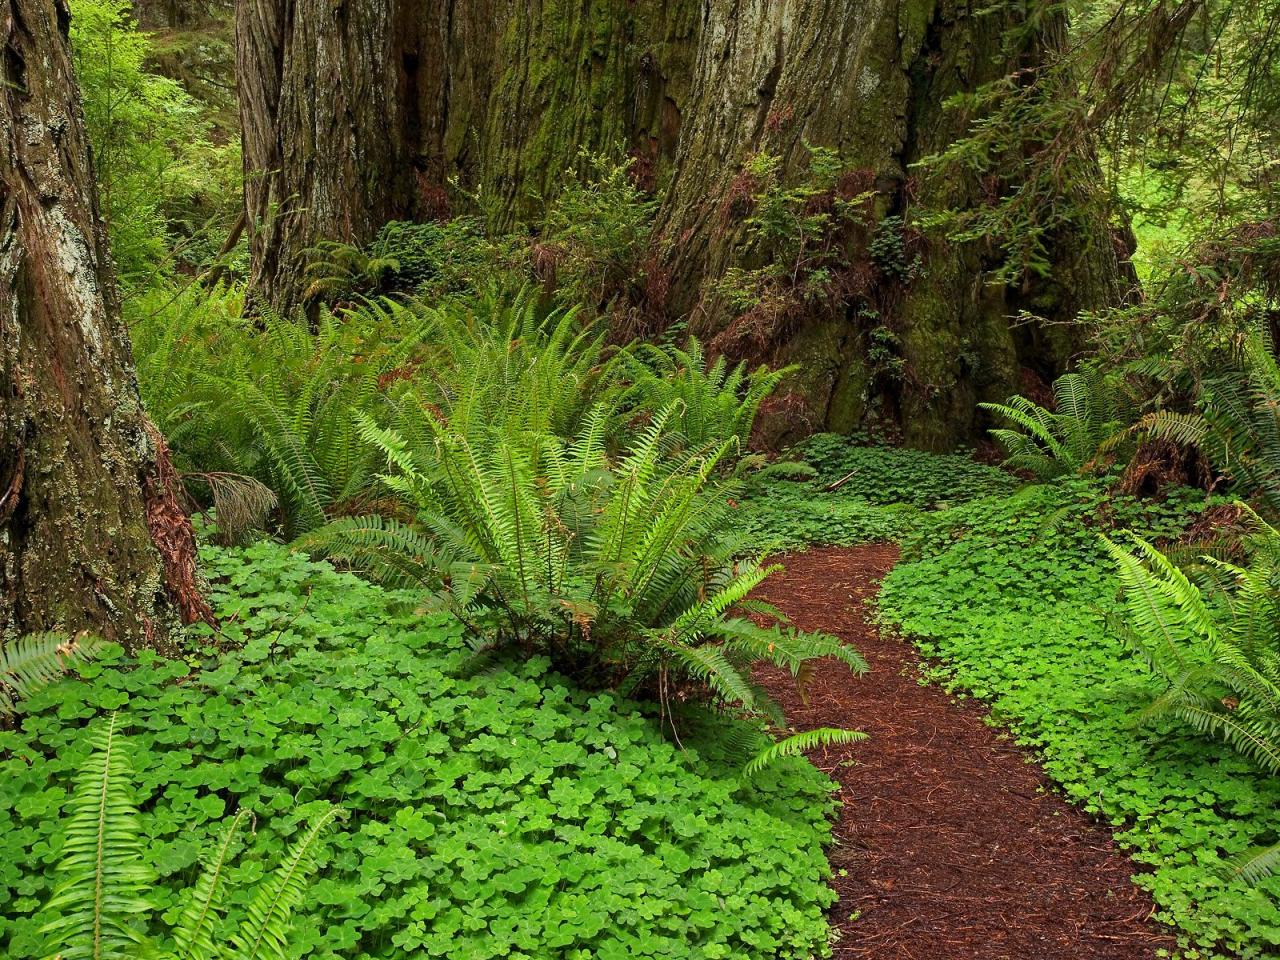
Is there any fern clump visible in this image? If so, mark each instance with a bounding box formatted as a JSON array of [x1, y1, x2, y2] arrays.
[[400, 291, 620, 440], [981, 369, 1127, 478], [40, 714, 338, 960], [1138, 331, 1280, 514], [1104, 522, 1280, 776], [623, 337, 791, 450], [1104, 518, 1280, 886], [306, 400, 866, 722], [133, 288, 433, 539]]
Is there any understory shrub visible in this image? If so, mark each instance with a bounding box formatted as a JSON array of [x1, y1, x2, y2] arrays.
[[1104, 520, 1280, 779], [1140, 332, 1280, 514], [0, 539, 840, 960], [133, 290, 427, 539], [981, 369, 1128, 478], [303, 218, 493, 305], [878, 477, 1280, 957], [306, 402, 866, 721]]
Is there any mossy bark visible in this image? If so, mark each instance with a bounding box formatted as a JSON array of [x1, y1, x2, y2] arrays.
[[239, 0, 1126, 447], [652, 0, 1125, 449], [1, 0, 200, 648]]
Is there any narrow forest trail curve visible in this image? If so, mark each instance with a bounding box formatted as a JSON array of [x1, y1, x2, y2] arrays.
[[752, 544, 1178, 960]]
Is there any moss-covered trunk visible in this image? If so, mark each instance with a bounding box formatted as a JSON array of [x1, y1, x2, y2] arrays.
[[1, 0, 207, 648], [239, 0, 1126, 447]]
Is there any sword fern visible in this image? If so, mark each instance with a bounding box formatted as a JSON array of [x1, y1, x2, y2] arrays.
[[40, 717, 340, 960]]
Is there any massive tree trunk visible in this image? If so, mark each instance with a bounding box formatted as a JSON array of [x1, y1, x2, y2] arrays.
[[238, 0, 1128, 447], [237, 0, 429, 312], [1, 0, 208, 648]]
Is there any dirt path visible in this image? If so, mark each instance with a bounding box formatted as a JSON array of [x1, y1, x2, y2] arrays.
[[753, 544, 1176, 960]]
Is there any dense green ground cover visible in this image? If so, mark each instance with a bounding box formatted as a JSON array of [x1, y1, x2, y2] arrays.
[[1, 540, 839, 960], [744, 436, 1280, 958], [737, 434, 1015, 548], [879, 478, 1280, 958]]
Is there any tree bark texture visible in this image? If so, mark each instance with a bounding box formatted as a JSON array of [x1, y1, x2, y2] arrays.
[[1, 0, 208, 647], [238, 0, 1128, 447]]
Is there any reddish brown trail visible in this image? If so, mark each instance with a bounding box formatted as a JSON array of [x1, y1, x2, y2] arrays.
[[752, 544, 1176, 960]]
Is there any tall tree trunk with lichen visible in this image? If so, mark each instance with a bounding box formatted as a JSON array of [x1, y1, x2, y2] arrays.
[[238, 0, 1127, 447], [1, 0, 209, 649], [236, 0, 432, 313], [648, 0, 1129, 448]]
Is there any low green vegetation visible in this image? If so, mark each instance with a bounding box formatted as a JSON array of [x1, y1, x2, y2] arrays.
[[1, 539, 841, 960], [0, 634, 102, 722], [16, 3, 1280, 958], [729, 428, 1280, 958], [737, 433, 1016, 549], [878, 478, 1280, 957], [41, 713, 339, 960]]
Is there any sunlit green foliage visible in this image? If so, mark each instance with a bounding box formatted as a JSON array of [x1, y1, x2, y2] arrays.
[[69, 0, 240, 281]]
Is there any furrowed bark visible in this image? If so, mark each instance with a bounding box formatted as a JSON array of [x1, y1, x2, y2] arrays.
[[1, 0, 209, 648]]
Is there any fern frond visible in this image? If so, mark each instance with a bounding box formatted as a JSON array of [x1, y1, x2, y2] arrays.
[[40, 714, 153, 960], [172, 808, 250, 960], [743, 727, 867, 778], [0, 632, 103, 718], [1227, 839, 1280, 885], [228, 805, 342, 960]]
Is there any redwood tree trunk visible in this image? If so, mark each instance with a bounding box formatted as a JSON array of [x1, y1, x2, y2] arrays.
[[238, 0, 1128, 447], [237, 0, 431, 313], [1, 0, 208, 648]]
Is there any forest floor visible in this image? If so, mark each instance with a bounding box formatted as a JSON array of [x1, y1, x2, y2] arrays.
[[753, 544, 1178, 960]]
